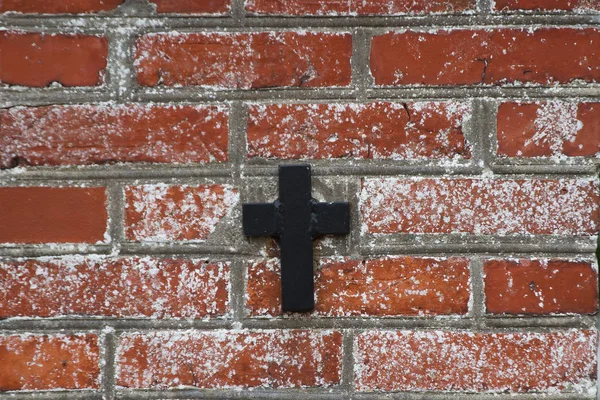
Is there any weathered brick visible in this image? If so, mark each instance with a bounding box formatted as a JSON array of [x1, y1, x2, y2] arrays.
[[149, 0, 230, 13], [247, 102, 471, 160], [484, 259, 598, 315], [245, 0, 475, 15], [135, 32, 352, 88], [117, 330, 342, 389], [371, 28, 600, 86], [494, 0, 600, 11], [0, 104, 228, 168], [360, 178, 599, 235], [0, 32, 108, 87], [355, 330, 597, 392], [497, 102, 600, 158], [0, 0, 124, 13], [0, 187, 108, 244], [0, 257, 229, 319], [0, 334, 100, 391], [124, 184, 238, 242], [247, 257, 470, 317]]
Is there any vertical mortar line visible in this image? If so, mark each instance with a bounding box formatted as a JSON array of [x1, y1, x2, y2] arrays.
[[346, 177, 363, 259], [477, 0, 494, 14], [473, 98, 498, 171], [229, 101, 247, 182], [100, 327, 117, 400], [230, 259, 247, 324], [469, 257, 486, 330], [231, 0, 246, 25], [106, 27, 137, 103], [351, 28, 371, 103], [107, 182, 125, 256], [465, 98, 485, 173], [341, 329, 356, 395]]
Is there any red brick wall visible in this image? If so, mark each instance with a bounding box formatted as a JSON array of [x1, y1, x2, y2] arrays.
[[0, 0, 599, 398]]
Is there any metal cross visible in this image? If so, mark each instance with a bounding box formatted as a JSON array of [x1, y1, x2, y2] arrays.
[[242, 165, 350, 312]]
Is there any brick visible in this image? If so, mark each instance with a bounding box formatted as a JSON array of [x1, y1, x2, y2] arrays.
[[355, 330, 597, 392], [497, 102, 600, 158], [484, 259, 598, 315], [0, 32, 108, 87], [0, 104, 228, 168], [370, 28, 600, 86], [494, 0, 600, 11], [0, 257, 229, 319], [0, 0, 124, 13], [247, 102, 471, 160], [0, 334, 100, 390], [0, 187, 108, 244], [149, 0, 230, 13], [117, 330, 342, 389], [245, 0, 475, 15], [125, 184, 238, 242], [135, 32, 352, 88], [360, 178, 599, 235], [246, 257, 470, 317]]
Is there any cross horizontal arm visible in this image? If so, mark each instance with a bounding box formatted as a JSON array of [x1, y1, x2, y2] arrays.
[[312, 202, 350, 237], [243, 203, 281, 236]]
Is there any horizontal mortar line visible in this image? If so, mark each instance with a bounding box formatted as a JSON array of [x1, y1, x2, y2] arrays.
[[0, 245, 113, 258], [0, 166, 235, 181], [137, 86, 600, 101], [483, 315, 597, 328], [3, 86, 600, 107], [0, 390, 589, 400], [116, 388, 348, 400], [348, 394, 594, 400], [134, 88, 361, 102], [0, 391, 102, 400], [491, 164, 599, 175], [1, 15, 600, 29], [362, 244, 598, 255], [242, 164, 480, 177], [2, 166, 599, 182], [0, 316, 594, 331], [368, 86, 600, 99], [0, 249, 596, 261], [359, 250, 599, 259]]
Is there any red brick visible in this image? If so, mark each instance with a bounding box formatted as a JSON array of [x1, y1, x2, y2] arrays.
[[247, 257, 470, 317], [360, 178, 599, 235], [0, 0, 124, 13], [245, 0, 475, 15], [494, 0, 600, 11], [0, 257, 229, 319], [0, 187, 108, 244], [484, 259, 598, 315], [135, 32, 352, 88], [125, 184, 238, 242], [0, 104, 228, 168], [247, 102, 471, 160], [149, 0, 230, 13], [0, 32, 108, 87], [497, 102, 600, 158], [370, 28, 600, 86], [117, 330, 342, 389], [355, 330, 597, 392], [0, 334, 100, 390]]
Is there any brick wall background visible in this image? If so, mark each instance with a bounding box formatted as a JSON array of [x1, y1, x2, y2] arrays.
[[0, 0, 599, 398]]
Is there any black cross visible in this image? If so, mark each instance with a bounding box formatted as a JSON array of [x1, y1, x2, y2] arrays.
[[243, 165, 350, 312]]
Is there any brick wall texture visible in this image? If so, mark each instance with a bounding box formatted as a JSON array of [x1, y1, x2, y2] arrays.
[[0, 0, 599, 399]]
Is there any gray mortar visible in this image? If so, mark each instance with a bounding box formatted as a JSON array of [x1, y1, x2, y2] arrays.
[[0, 0, 599, 398]]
